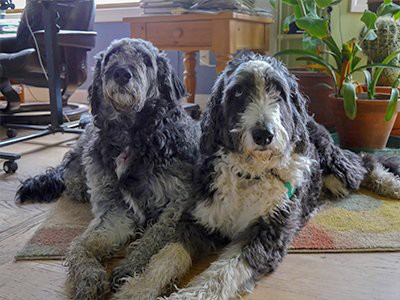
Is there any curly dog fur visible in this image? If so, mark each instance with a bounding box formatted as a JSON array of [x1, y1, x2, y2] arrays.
[[113, 52, 400, 300], [16, 38, 200, 299]]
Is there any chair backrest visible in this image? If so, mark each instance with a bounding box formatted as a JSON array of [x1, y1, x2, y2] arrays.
[[16, 0, 95, 51]]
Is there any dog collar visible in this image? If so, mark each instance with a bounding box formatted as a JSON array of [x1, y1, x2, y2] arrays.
[[284, 181, 295, 198], [236, 172, 295, 198]]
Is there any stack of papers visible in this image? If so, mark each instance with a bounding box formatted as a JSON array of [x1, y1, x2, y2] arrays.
[[140, 0, 194, 14], [140, 0, 272, 16], [191, 0, 272, 16], [191, 0, 256, 10]]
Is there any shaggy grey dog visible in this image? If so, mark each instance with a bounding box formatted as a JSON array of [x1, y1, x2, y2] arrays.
[[113, 52, 400, 300], [16, 38, 200, 299]]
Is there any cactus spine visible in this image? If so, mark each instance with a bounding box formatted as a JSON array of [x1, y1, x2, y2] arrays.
[[362, 16, 400, 86]]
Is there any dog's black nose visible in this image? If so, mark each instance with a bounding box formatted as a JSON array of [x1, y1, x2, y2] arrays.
[[113, 67, 132, 85], [252, 126, 274, 146]]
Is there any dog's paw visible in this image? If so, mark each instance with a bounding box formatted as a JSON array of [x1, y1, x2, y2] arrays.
[[110, 263, 135, 292], [69, 268, 109, 300], [111, 276, 157, 300], [323, 174, 349, 198]]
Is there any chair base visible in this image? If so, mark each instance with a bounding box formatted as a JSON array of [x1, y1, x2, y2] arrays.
[[0, 121, 83, 174], [0, 102, 89, 125]]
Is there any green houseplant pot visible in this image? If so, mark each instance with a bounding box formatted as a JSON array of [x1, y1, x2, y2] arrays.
[[329, 94, 399, 150]]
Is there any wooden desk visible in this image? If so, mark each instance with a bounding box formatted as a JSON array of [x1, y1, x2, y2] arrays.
[[124, 12, 273, 103]]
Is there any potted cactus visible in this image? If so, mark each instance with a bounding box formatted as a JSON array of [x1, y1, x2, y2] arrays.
[[274, 0, 400, 150], [362, 16, 400, 136]]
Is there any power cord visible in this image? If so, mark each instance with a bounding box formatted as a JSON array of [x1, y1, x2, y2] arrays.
[[24, 3, 73, 122], [25, 8, 49, 81]]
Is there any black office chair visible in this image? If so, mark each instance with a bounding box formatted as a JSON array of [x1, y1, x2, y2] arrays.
[[0, 0, 96, 173]]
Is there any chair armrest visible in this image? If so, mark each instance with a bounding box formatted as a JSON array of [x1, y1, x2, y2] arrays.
[[0, 36, 19, 53], [32, 30, 97, 50]]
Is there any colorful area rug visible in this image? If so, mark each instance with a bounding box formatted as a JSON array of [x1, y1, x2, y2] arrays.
[[15, 197, 92, 260], [291, 189, 400, 252], [15, 189, 400, 260]]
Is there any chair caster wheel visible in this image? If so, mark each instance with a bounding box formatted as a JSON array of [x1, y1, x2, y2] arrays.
[[3, 160, 18, 173], [79, 112, 92, 129], [190, 107, 201, 120], [6, 128, 17, 138]]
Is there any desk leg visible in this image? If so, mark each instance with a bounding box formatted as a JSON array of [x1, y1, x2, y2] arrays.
[[183, 51, 197, 103], [216, 53, 232, 73]]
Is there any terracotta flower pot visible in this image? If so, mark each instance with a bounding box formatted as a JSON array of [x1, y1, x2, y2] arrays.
[[329, 94, 399, 150], [361, 85, 400, 136], [291, 69, 335, 130]]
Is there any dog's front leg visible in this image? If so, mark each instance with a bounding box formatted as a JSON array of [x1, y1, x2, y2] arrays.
[[112, 242, 193, 300], [166, 216, 295, 300], [111, 204, 183, 291], [67, 206, 138, 300], [164, 242, 255, 300]]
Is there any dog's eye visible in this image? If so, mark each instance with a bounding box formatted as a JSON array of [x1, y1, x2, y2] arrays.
[[234, 87, 243, 98]]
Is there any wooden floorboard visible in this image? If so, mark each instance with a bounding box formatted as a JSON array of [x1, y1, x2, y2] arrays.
[[1, 129, 400, 299]]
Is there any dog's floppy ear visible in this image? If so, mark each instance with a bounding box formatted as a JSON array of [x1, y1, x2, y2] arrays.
[[269, 56, 310, 153], [156, 54, 187, 101], [200, 75, 225, 155], [88, 51, 104, 117], [288, 74, 310, 153], [170, 71, 186, 100]]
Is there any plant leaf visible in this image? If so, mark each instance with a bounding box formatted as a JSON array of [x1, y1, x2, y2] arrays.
[[361, 10, 378, 30], [367, 49, 400, 92], [302, 35, 322, 53], [304, 0, 317, 15], [385, 88, 399, 121], [282, 0, 299, 5], [395, 10, 400, 20], [351, 55, 362, 72], [361, 69, 373, 98], [295, 56, 338, 88], [293, 5, 303, 18], [273, 49, 338, 89], [351, 62, 400, 75], [343, 81, 357, 120], [342, 39, 356, 60], [322, 36, 342, 69], [269, 0, 277, 9], [377, 2, 400, 16], [315, 0, 335, 8], [315, 82, 334, 90], [364, 29, 378, 41], [283, 14, 296, 33], [295, 15, 330, 39]]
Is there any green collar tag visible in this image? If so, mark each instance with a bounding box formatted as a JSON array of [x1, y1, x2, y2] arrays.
[[284, 181, 295, 198]]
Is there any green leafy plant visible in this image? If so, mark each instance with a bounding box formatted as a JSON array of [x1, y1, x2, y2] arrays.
[[272, 0, 400, 121]]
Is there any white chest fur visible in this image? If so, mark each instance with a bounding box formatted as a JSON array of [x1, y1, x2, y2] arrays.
[[192, 151, 312, 239]]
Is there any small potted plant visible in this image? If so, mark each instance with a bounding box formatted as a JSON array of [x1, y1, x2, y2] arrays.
[[274, 0, 400, 150], [270, 0, 340, 130]]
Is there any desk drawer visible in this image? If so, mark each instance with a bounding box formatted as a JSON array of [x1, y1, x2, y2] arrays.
[[146, 21, 212, 47]]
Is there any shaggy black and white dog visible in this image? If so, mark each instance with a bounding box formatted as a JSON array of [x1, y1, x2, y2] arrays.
[[16, 38, 200, 299], [113, 52, 400, 300]]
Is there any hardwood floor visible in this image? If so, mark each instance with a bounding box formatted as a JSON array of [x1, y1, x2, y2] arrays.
[[1, 129, 400, 300]]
